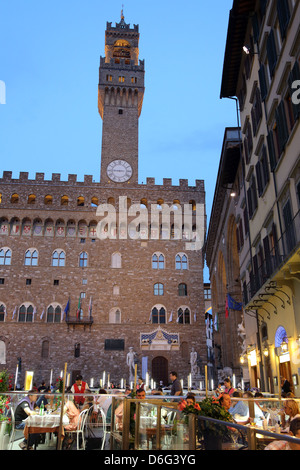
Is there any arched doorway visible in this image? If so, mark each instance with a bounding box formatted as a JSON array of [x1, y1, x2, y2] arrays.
[[152, 356, 168, 387]]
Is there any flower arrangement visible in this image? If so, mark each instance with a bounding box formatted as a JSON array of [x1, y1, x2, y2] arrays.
[[178, 395, 234, 438], [0, 369, 12, 424], [197, 396, 234, 438]]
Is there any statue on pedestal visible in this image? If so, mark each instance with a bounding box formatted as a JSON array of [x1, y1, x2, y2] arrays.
[[190, 347, 198, 377], [126, 347, 136, 382]]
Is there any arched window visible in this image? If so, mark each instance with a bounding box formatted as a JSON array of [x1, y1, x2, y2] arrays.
[[18, 304, 34, 322], [0, 304, 5, 322], [41, 340, 50, 358], [178, 283, 187, 296], [175, 253, 188, 270], [27, 194, 36, 204], [109, 308, 121, 324], [46, 305, 61, 323], [11, 193, 19, 204], [0, 340, 6, 364], [77, 196, 84, 207], [52, 250, 65, 267], [177, 307, 190, 324], [0, 248, 11, 265], [152, 253, 165, 269], [74, 343, 80, 358], [44, 195, 53, 205], [79, 252, 88, 267], [154, 283, 164, 296], [24, 249, 38, 266], [111, 252, 122, 268], [91, 197, 98, 207], [151, 306, 166, 324], [61, 195, 69, 206]]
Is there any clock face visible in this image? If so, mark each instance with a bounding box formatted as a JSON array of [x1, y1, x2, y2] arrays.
[[107, 160, 132, 182]]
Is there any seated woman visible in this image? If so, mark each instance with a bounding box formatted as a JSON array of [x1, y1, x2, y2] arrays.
[[279, 399, 300, 432], [64, 399, 81, 431]]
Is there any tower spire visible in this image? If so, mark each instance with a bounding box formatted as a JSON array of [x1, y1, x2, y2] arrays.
[[121, 4, 124, 20]]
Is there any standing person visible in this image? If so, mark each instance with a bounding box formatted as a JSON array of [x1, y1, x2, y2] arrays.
[[224, 377, 236, 396], [71, 374, 90, 408], [281, 377, 292, 394], [169, 371, 182, 397], [137, 377, 144, 391]]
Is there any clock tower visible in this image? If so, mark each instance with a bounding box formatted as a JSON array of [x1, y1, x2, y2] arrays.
[[98, 12, 145, 185]]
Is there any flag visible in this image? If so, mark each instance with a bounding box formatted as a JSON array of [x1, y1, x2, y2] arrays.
[[227, 293, 243, 311], [176, 310, 183, 323], [88, 297, 92, 319], [76, 296, 81, 319], [40, 309, 45, 320], [225, 296, 229, 318], [205, 306, 212, 314], [33, 307, 36, 320], [194, 311, 197, 322], [149, 310, 152, 322], [64, 299, 70, 320], [12, 306, 17, 319], [168, 310, 173, 322]]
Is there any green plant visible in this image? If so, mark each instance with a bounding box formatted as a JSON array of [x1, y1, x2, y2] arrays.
[[0, 369, 12, 423], [197, 397, 234, 438]]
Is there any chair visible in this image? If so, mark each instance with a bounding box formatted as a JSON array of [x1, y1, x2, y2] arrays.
[[86, 405, 107, 450], [69, 408, 89, 450]]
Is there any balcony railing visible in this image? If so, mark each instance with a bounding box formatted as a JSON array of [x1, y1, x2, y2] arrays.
[[65, 315, 93, 330], [244, 209, 300, 305]]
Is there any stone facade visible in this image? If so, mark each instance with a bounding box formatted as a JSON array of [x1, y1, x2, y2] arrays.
[[0, 16, 206, 389]]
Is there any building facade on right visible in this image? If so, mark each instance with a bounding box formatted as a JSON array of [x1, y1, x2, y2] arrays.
[[219, 0, 300, 394]]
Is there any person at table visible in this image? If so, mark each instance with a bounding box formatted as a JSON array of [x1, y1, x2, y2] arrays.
[[70, 374, 90, 408], [81, 391, 94, 411], [279, 399, 300, 432], [63, 399, 81, 431], [15, 390, 39, 450], [264, 417, 300, 450], [224, 378, 236, 396]]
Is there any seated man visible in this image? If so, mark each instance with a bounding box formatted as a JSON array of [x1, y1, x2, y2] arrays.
[[265, 417, 300, 450], [15, 390, 39, 450]]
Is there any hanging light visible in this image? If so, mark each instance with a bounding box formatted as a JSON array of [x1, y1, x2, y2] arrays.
[[281, 339, 288, 353], [263, 347, 269, 357]]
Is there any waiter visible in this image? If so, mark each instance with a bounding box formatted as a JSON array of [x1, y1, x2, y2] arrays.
[[71, 374, 90, 407]]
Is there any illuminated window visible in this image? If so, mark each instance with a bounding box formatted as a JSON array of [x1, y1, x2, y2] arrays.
[[44, 195, 53, 205], [11, 193, 19, 204], [27, 194, 36, 204], [119, 76, 125, 83]]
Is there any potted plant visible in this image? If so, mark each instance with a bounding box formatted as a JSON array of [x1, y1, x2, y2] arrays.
[[178, 396, 234, 450], [0, 369, 12, 450]]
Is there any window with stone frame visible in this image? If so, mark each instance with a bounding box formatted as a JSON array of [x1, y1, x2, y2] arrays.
[[178, 283, 188, 296], [0, 304, 5, 322], [0, 248, 11, 265], [152, 253, 165, 269], [24, 249, 38, 266], [18, 304, 34, 322], [154, 283, 164, 296], [175, 253, 188, 270], [52, 250, 66, 267], [177, 307, 190, 324], [79, 251, 88, 267], [151, 306, 166, 324], [46, 305, 61, 323]]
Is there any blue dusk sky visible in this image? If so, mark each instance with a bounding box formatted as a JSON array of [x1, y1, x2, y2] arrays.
[[0, 0, 237, 281]]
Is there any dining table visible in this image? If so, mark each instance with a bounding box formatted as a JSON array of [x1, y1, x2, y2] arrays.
[[23, 412, 70, 449]]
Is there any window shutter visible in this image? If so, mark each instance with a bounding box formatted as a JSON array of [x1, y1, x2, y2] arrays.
[[267, 130, 277, 171], [276, 101, 289, 153], [259, 65, 268, 101], [277, 0, 290, 41], [261, 145, 270, 188], [267, 30, 277, 78], [256, 161, 263, 196]]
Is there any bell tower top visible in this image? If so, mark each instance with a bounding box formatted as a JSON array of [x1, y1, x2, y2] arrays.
[[98, 14, 145, 185]]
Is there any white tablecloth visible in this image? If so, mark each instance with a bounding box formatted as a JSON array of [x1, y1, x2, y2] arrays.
[[24, 413, 69, 428]]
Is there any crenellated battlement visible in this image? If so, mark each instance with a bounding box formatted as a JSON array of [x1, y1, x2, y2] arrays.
[[0, 171, 204, 191], [106, 21, 139, 34]]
